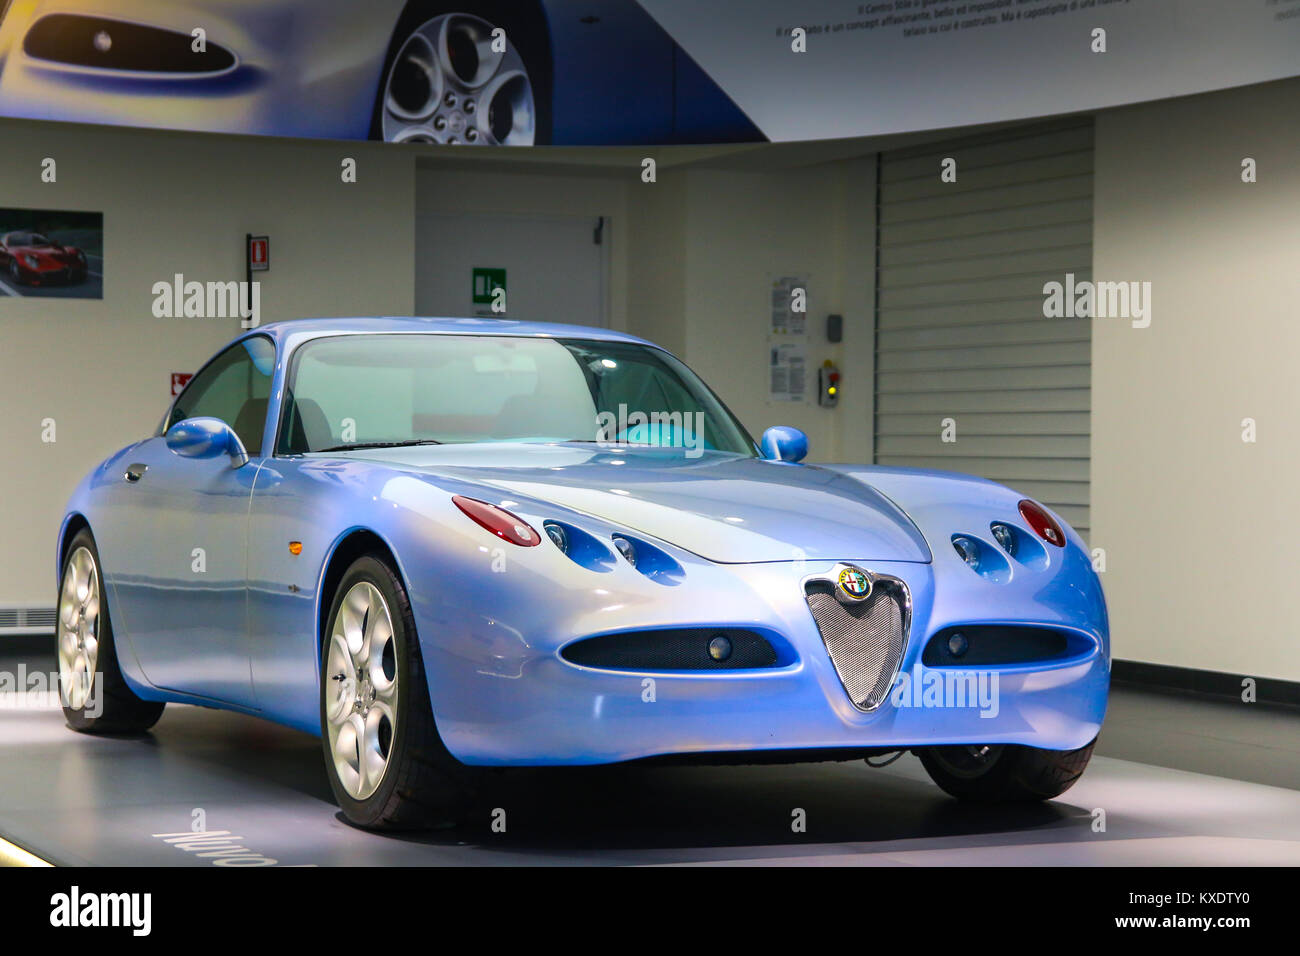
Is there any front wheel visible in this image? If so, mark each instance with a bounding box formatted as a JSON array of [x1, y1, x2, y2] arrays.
[[320, 555, 475, 829], [917, 739, 1096, 802], [57, 530, 165, 733]]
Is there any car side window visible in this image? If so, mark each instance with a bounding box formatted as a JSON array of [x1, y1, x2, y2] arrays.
[[167, 336, 276, 455]]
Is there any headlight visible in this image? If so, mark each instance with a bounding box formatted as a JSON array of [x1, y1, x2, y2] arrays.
[[952, 535, 980, 568], [612, 535, 637, 567], [23, 255, 39, 268], [543, 521, 568, 553], [990, 522, 1016, 555]]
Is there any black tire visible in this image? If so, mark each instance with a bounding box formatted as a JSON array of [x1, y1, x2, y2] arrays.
[[58, 530, 166, 734], [369, 0, 553, 144], [319, 554, 475, 829], [917, 739, 1096, 802]]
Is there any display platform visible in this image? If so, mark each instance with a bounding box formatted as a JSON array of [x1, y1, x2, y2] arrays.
[[1, 683, 1298, 867]]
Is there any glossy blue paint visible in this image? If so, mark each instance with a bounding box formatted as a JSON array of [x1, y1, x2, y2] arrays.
[[165, 417, 246, 462], [60, 317, 1108, 762], [760, 425, 809, 462]]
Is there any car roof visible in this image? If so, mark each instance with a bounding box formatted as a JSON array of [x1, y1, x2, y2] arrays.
[[253, 316, 658, 350]]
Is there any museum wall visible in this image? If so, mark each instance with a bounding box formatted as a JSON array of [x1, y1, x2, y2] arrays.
[[1091, 76, 1300, 681], [677, 163, 875, 464], [0, 120, 416, 604]]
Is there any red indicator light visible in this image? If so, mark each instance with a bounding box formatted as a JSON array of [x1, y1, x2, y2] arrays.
[[1018, 499, 1065, 547], [453, 495, 540, 547]]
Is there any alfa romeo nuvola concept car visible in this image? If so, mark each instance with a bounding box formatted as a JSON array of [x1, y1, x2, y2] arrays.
[[57, 317, 1108, 829]]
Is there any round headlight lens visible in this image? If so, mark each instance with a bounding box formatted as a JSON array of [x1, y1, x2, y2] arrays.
[[990, 522, 1016, 555], [952, 535, 980, 569], [612, 535, 637, 568], [544, 521, 568, 553]]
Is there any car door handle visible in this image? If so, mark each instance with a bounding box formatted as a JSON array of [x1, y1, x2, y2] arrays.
[[124, 463, 148, 483]]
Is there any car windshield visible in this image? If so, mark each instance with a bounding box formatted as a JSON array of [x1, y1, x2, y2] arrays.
[[9, 233, 51, 246], [280, 333, 756, 457]]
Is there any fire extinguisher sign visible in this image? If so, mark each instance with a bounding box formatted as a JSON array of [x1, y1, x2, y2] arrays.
[[248, 235, 269, 272]]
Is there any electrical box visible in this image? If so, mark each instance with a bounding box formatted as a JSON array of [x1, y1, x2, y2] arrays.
[[818, 360, 840, 408]]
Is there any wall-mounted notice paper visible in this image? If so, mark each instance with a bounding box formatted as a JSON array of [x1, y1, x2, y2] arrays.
[[769, 343, 807, 403]]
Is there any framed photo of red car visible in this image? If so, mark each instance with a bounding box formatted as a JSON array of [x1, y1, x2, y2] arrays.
[[0, 208, 102, 299]]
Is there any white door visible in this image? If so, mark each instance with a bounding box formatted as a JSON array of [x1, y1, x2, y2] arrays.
[[415, 213, 608, 328]]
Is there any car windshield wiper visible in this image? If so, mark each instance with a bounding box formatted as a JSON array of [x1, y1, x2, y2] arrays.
[[315, 439, 444, 452]]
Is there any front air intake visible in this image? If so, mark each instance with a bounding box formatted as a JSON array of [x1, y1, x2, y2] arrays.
[[24, 15, 236, 74], [805, 578, 909, 712], [561, 628, 778, 671]]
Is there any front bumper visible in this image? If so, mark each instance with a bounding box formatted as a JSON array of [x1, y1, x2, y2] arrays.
[[418, 547, 1109, 766], [21, 262, 83, 283]]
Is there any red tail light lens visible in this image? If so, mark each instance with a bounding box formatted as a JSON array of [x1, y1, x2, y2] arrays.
[[1018, 499, 1065, 547], [452, 495, 540, 547]]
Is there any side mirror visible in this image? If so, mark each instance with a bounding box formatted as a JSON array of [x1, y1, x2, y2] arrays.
[[165, 417, 249, 468], [760, 426, 808, 463]]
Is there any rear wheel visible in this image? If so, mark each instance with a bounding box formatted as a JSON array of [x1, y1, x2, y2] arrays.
[[57, 530, 165, 733], [320, 555, 475, 829], [918, 739, 1096, 802]]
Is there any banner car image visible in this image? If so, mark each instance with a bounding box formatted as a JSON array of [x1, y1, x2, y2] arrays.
[[56, 317, 1107, 830], [0, 1, 762, 146]]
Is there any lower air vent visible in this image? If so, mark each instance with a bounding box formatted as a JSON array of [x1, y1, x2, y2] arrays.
[[0, 606, 57, 634], [805, 578, 909, 712], [24, 15, 237, 74], [562, 628, 777, 671], [923, 625, 1080, 666]]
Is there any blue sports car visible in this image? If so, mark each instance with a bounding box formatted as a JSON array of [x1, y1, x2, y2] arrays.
[[57, 317, 1108, 829]]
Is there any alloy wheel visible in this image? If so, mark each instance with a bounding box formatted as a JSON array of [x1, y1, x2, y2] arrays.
[[57, 546, 100, 711], [381, 13, 535, 145], [325, 581, 400, 800]]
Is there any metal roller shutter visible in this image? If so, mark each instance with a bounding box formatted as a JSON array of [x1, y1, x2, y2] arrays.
[[873, 119, 1094, 540]]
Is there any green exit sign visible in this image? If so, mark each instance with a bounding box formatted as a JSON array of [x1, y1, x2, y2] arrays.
[[471, 267, 506, 305]]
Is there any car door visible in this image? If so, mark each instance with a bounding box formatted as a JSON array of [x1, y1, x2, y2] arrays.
[[104, 335, 275, 708]]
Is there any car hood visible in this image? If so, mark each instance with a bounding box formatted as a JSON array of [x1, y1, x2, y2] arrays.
[[341, 443, 932, 564]]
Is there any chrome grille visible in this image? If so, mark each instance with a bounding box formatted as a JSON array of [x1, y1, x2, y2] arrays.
[[805, 581, 908, 711]]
